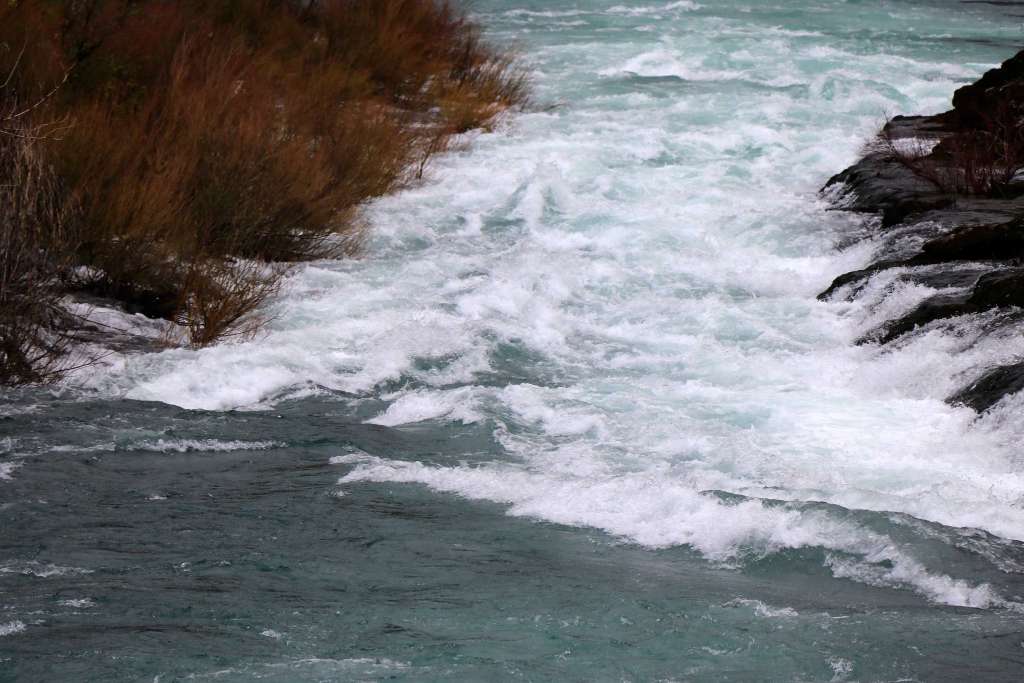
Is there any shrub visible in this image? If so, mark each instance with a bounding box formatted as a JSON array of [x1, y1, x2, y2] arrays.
[[0, 88, 77, 384], [0, 0, 528, 367], [879, 100, 1024, 198], [934, 100, 1024, 197], [169, 258, 288, 348]]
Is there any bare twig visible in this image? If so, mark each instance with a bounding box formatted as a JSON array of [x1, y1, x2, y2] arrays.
[[0, 42, 26, 90], [2, 66, 73, 122]]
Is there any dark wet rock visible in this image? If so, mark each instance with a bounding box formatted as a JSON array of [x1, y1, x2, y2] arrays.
[[968, 267, 1024, 308], [63, 293, 166, 354], [817, 259, 906, 301], [951, 49, 1024, 129], [949, 362, 1024, 413], [897, 264, 992, 291], [905, 197, 1024, 230], [918, 218, 1024, 262], [823, 114, 960, 227], [858, 268, 1024, 345], [824, 152, 951, 228], [884, 114, 956, 139], [69, 280, 179, 320], [823, 49, 1024, 412], [817, 218, 1024, 301], [824, 261, 988, 303], [861, 291, 974, 345]]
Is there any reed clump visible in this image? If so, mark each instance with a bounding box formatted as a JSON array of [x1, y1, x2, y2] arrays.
[[0, 0, 528, 382]]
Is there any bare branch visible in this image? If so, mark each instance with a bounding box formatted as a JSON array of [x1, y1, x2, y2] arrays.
[[1, 42, 26, 90], [2, 66, 73, 122]]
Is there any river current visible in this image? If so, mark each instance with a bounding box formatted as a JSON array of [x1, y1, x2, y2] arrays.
[[4, 1, 1024, 680]]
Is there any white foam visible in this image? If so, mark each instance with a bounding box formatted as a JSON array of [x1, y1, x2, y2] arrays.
[[826, 553, 1000, 609], [129, 439, 283, 453], [367, 387, 485, 426], [265, 657, 409, 673], [0, 561, 93, 578], [0, 621, 25, 637], [338, 456, 1010, 607], [829, 657, 854, 682], [607, 2, 701, 17], [51, 439, 283, 454], [724, 598, 799, 618], [58, 598, 96, 609], [193, 657, 410, 680], [0, 461, 21, 481]]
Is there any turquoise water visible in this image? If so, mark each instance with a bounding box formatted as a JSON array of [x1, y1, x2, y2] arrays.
[[4, 1, 1024, 680]]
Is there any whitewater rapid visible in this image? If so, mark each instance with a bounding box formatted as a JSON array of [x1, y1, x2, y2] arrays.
[[72, 1, 1024, 608]]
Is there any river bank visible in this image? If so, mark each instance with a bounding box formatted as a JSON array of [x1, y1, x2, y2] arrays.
[[0, 0, 526, 385], [822, 48, 1024, 412]]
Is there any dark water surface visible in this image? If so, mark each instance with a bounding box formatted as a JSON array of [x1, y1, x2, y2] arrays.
[[3, 395, 1024, 680]]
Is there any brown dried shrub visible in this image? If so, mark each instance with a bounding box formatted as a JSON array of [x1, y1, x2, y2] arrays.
[[0, 0, 528, 372], [0, 94, 77, 384], [880, 100, 1024, 198]]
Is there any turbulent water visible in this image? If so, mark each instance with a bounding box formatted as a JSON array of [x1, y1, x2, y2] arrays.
[[4, 1, 1024, 680]]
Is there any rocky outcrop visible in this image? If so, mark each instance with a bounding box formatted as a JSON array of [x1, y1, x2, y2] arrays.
[[949, 362, 1024, 413], [950, 50, 1024, 129], [858, 267, 1024, 345], [822, 49, 1024, 413]]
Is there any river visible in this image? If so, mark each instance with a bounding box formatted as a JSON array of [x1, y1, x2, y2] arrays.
[[3, 1, 1024, 680]]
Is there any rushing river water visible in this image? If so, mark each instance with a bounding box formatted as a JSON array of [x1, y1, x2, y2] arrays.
[[4, 1, 1024, 680]]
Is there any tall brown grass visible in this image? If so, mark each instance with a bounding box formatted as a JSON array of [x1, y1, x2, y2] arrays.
[[0, 0, 528, 379]]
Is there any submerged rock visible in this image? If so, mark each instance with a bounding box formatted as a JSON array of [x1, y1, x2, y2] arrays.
[[818, 218, 1024, 302], [855, 262, 1024, 346]]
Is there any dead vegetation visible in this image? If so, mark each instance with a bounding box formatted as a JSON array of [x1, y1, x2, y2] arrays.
[[878, 100, 1024, 198], [0, 0, 529, 383], [0, 89, 77, 384]]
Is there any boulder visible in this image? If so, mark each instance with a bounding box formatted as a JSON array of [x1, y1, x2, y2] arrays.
[[948, 361, 1024, 413], [968, 267, 1024, 308], [819, 48, 1024, 414], [858, 268, 1024, 344], [824, 153, 951, 227], [860, 292, 972, 345], [920, 218, 1024, 262]]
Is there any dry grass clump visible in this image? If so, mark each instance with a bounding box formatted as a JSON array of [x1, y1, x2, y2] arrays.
[[0, 0, 528, 381]]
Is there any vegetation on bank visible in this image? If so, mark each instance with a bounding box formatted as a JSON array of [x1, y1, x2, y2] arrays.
[[822, 49, 1024, 412], [879, 51, 1024, 199], [0, 0, 528, 385], [881, 107, 1024, 198]]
